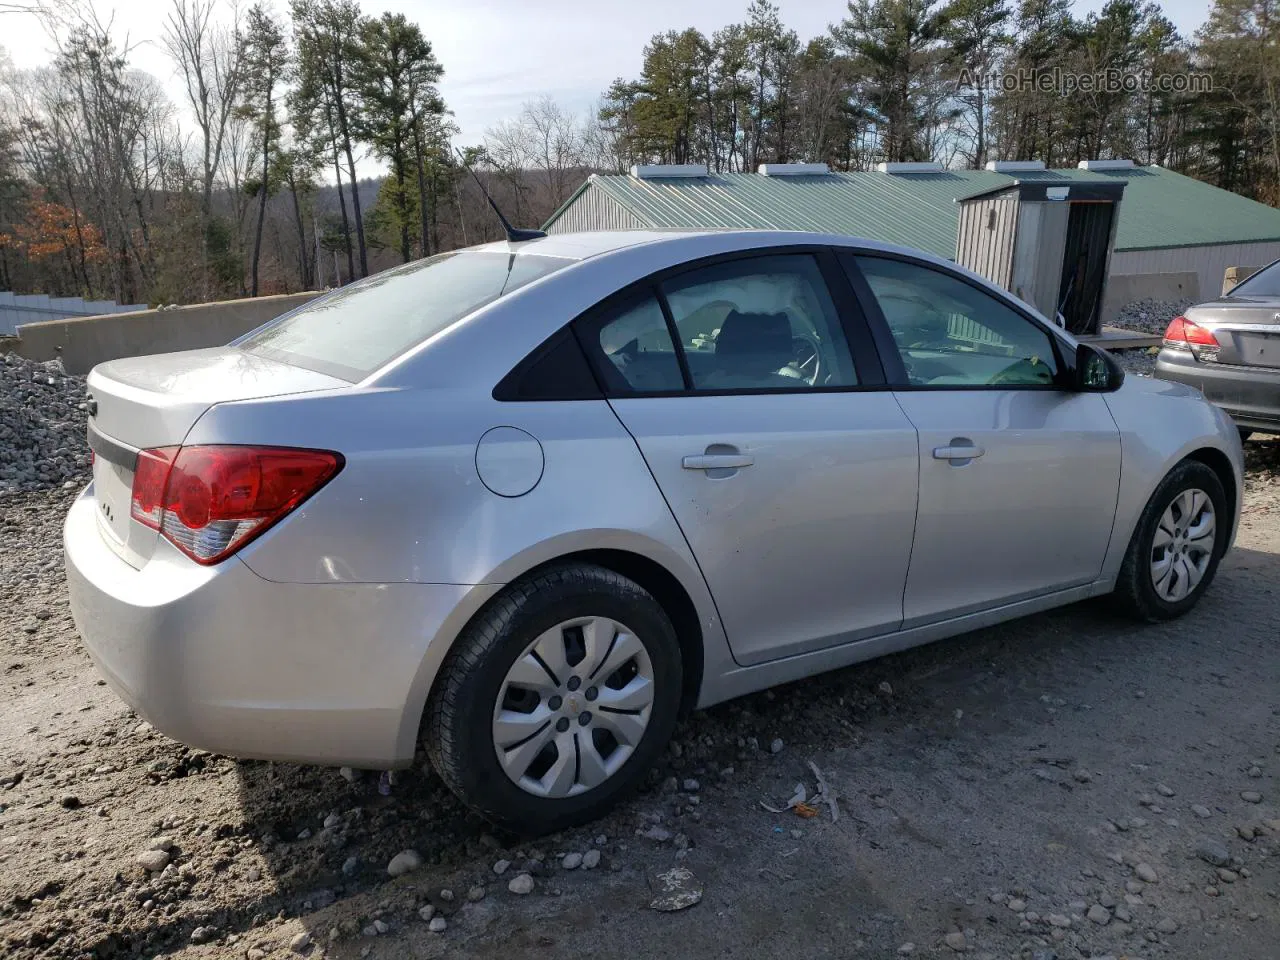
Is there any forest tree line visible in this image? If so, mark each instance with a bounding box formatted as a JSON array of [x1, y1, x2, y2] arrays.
[[0, 0, 1277, 306]]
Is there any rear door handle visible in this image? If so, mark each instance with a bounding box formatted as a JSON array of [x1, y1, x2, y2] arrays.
[[933, 443, 985, 462], [682, 453, 755, 470]]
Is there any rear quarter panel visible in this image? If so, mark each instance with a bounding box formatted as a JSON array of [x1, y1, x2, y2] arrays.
[[1101, 377, 1244, 580], [185, 387, 734, 743]]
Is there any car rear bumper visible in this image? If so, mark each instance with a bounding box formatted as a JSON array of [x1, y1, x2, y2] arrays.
[[64, 487, 480, 768], [1155, 349, 1280, 432]]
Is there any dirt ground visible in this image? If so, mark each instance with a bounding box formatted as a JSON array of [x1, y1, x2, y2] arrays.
[[3, 445, 1279, 960]]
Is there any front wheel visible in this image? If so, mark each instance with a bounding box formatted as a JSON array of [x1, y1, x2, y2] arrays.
[[1112, 460, 1228, 622], [426, 563, 682, 835]]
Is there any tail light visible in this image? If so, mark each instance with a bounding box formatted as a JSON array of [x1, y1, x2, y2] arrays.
[[129, 445, 343, 565], [1163, 316, 1220, 360]]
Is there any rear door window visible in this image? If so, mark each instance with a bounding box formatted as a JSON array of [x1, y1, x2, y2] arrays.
[[662, 254, 859, 390], [240, 251, 571, 380]]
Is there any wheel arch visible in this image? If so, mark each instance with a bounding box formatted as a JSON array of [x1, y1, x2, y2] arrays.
[[1185, 445, 1238, 544], [400, 535, 721, 765]]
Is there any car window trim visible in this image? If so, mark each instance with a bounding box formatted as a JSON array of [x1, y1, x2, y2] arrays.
[[573, 245, 888, 399], [839, 250, 1072, 391]]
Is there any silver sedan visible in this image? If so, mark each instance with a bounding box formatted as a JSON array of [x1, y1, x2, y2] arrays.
[[65, 230, 1244, 833]]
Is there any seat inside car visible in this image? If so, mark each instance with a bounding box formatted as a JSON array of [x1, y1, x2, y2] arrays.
[[701, 310, 801, 387]]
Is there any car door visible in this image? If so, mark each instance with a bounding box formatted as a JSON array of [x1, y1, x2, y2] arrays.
[[576, 251, 920, 666], [844, 253, 1122, 627]]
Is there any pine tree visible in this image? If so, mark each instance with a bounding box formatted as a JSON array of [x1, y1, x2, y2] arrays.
[[238, 3, 290, 297], [350, 12, 443, 263]]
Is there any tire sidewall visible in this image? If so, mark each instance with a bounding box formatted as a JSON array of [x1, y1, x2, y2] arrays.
[[1131, 462, 1228, 618], [439, 569, 682, 833]]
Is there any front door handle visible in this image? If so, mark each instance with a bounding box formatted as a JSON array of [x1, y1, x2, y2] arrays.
[[682, 453, 755, 471], [933, 441, 985, 462]]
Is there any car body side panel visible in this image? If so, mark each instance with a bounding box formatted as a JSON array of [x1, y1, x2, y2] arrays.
[[610, 392, 919, 666], [1100, 375, 1244, 580], [892, 389, 1121, 624], [190, 390, 708, 591], [698, 580, 1108, 708]]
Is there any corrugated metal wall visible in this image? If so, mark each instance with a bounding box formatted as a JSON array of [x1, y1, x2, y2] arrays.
[[956, 192, 1018, 289], [1110, 241, 1280, 299], [546, 184, 646, 234], [0, 292, 149, 336]]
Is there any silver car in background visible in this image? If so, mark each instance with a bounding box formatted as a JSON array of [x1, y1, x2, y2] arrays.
[[65, 230, 1243, 834], [1156, 258, 1280, 438]]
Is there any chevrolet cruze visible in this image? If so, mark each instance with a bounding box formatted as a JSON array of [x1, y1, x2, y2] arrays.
[[65, 230, 1244, 832]]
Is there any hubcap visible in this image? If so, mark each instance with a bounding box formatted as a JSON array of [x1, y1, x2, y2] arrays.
[[492, 617, 655, 798], [1150, 488, 1215, 602]]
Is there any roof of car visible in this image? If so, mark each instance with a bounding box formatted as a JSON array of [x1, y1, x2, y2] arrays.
[[469, 229, 722, 261]]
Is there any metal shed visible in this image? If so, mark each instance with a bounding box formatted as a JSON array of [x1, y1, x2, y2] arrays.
[[956, 178, 1126, 335]]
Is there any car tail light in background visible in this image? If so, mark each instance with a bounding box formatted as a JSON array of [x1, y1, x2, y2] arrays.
[[1163, 316, 1221, 360], [129, 445, 343, 565]]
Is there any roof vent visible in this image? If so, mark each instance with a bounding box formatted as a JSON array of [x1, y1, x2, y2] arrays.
[[984, 160, 1047, 173], [629, 164, 709, 179], [876, 161, 944, 174], [758, 162, 830, 177], [1077, 159, 1135, 171]]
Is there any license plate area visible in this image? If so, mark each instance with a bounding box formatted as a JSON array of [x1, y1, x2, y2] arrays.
[[93, 456, 134, 547], [1234, 332, 1280, 368]]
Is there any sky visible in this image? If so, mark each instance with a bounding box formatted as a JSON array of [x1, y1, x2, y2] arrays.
[[2, 0, 1215, 160]]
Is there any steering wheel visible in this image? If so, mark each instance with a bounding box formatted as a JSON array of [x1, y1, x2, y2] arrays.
[[789, 334, 822, 384]]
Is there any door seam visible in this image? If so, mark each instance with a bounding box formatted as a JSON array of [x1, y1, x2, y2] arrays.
[[602, 398, 745, 668], [889, 389, 922, 633]]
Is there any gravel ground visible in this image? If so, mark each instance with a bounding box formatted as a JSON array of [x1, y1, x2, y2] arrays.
[[2, 339, 1279, 960]]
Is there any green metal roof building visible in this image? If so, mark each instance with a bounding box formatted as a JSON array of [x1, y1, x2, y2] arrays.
[[544, 163, 1280, 306]]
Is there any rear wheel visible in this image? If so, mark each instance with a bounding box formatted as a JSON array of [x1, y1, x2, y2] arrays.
[[426, 563, 682, 834], [1112, 460, 1228, 622]]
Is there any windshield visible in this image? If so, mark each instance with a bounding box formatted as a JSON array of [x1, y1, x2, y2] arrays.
[[240, 251, 572, 380], [1227, 259, 1280, 298]]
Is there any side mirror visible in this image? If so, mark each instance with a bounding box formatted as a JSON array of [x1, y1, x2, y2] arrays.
[[1073, 342, 1125, 392]]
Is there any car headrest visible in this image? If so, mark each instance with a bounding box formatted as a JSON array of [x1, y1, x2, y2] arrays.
[[715, 311, 792, 372]]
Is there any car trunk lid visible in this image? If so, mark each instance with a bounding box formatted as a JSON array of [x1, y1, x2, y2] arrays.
[[86, 347, 348, 568], [1186, 297, 1280, 368]]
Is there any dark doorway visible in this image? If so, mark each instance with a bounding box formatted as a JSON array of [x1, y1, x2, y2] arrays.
[[1056, 202, 1115, 335]]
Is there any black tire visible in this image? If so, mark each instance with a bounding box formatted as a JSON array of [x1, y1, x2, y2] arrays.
[[426, 563, 682, 835], [1238, 427, 1254, 443], [1112, 459, 1229, 622]]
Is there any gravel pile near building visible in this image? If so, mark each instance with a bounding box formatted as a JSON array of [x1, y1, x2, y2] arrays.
[[1114, 297, 1195, 334], [0, 353, 90, 495], [1113, 346, 1158, 378]]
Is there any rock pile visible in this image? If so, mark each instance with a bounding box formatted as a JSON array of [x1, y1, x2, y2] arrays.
[[0, 353, 90, 494], [1114, 297, 1195, 335]]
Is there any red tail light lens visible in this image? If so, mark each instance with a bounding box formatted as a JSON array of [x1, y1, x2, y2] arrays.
[[1163, 316, 1221, 354], [129, 445, 343, 565]]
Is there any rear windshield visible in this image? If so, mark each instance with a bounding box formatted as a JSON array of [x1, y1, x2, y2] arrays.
[[240, 251, 571, 380], [1228, 260, 1280, 297]]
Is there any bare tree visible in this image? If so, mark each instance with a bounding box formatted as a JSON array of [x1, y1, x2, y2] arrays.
[[484, 96, 587, 226], [163, 0, 243, 299]]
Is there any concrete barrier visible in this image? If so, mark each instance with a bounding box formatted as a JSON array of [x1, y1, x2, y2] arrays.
[[1100, 271, 1201, 325], [14, 291, 323, 375], [1222, 265, 1262, 296]]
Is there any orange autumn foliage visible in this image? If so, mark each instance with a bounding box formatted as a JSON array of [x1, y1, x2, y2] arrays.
[[4, 197, 107, 264]]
